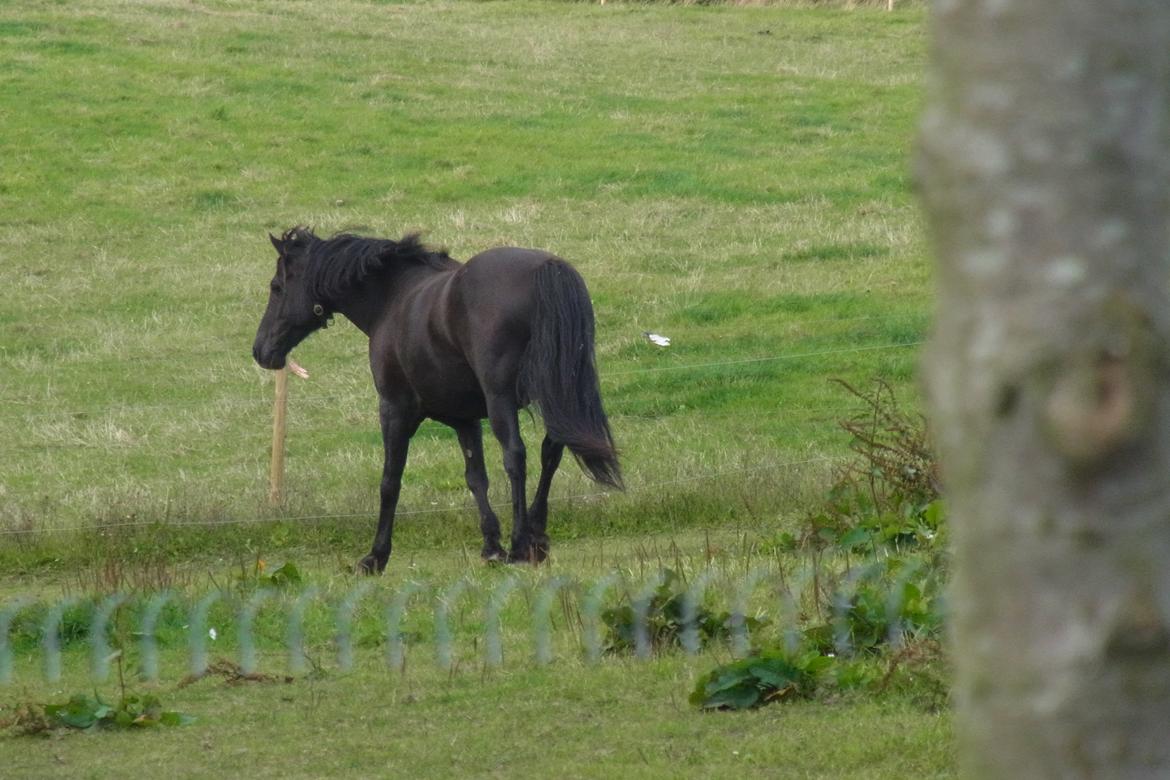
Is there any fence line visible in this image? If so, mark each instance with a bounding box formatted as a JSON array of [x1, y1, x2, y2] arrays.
[[0, 565, 932, 684], [0, 455, 844, 538]]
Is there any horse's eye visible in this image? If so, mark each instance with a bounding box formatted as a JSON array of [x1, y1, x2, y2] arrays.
[[270, 282, 283, 294]]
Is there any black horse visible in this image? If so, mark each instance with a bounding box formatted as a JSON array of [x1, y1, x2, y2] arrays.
[[252, 228, 622, 573]]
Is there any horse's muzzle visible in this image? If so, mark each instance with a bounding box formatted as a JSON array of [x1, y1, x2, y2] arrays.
[[252, 341, 286, 370]]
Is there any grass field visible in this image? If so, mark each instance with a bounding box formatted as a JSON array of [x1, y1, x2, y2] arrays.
[[0, 1, 947, 776]]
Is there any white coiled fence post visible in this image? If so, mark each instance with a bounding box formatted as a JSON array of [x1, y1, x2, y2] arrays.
[[633, 572, 669, 660], [287, 586, 321, 676], [484, 576, 521, 669], [681, 569, 721, 656], [0, 598, 29, 685], [582, 572, 622, 664], [90, 593, 129, 681], [239, 589, 276, 675], [386, 581, 429, 673], [830, 563, 883, 658], [42, 597, 82, 683], [780, 567, 817, 655], [335, 581, 378, 672], [188, 591, 222, 678], [139, 591, 178, 682], [533, 577, 574, 666], [884, 558, 924, 650], [731, 568, 774, 659], [435, 578, 474, 672]]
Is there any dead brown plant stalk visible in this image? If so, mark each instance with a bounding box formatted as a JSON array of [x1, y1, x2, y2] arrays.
[[831, 378, 939, 510]]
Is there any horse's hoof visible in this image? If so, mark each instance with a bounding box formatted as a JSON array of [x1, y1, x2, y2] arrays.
[[506, 542, 549, 565], [356, 554, 384, 575], [482, 551, 507, 564]]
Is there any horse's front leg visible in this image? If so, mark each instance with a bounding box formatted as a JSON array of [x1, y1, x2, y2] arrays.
[[358, 398, 421, 575], [484, 394, 534, 563]]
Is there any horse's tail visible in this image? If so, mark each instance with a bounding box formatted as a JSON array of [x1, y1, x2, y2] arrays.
[[519, 259, 623, 490]]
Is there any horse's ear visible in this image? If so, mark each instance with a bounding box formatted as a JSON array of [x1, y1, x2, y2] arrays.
[[269, 233, 284, 254]]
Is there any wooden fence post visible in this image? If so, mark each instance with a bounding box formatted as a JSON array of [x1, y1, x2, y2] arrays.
[[268, 367, 289, 505]]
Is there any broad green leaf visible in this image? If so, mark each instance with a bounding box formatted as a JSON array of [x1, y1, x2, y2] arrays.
[[802, 655, 835, 675], [702, 686, 761, 711], [838, 526, 872, 549], [748, 663, 797, 690], [705, 668, 752, 695]]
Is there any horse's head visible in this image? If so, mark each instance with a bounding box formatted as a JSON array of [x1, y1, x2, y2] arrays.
[[252, 228, 330, 370]]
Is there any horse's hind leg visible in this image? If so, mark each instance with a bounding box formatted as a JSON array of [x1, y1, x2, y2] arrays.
[[525, 435, 564, 562], [453, 421, 506, 561], [484, 394, 536, 564]]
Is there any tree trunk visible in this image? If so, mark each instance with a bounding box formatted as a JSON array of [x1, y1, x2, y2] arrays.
[[917, 1, 1170, 776]]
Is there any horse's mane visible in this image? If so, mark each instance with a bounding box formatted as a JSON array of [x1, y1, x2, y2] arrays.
[[279, 226, 458, 304]]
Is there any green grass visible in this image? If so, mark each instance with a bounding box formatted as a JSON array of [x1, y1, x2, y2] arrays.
[[4, 660, 950, 779], [0, 0, 944, 774], [4, 665, 951, 779]]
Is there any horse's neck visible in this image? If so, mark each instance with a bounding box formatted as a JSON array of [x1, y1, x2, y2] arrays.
[[335, 265, 440, 337]]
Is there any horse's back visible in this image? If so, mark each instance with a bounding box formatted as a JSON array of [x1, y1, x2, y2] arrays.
[[454, 247, 557, 315], [462, 246, 557, 283]]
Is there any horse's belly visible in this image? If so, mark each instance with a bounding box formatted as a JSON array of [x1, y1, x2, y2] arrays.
[[411, 361, 489, 420], [421, 387, 488, 421]]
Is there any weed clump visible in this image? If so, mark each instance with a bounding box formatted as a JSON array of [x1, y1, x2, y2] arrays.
[[601, 569, 768, 654], [1, 691, 193, 735], [692, 379, 949, 711], [690, 649, 831, 711], [2, 650, 194, 736]]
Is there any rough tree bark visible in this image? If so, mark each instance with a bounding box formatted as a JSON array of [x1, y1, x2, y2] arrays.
[[917, 1, 1170, 776]]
